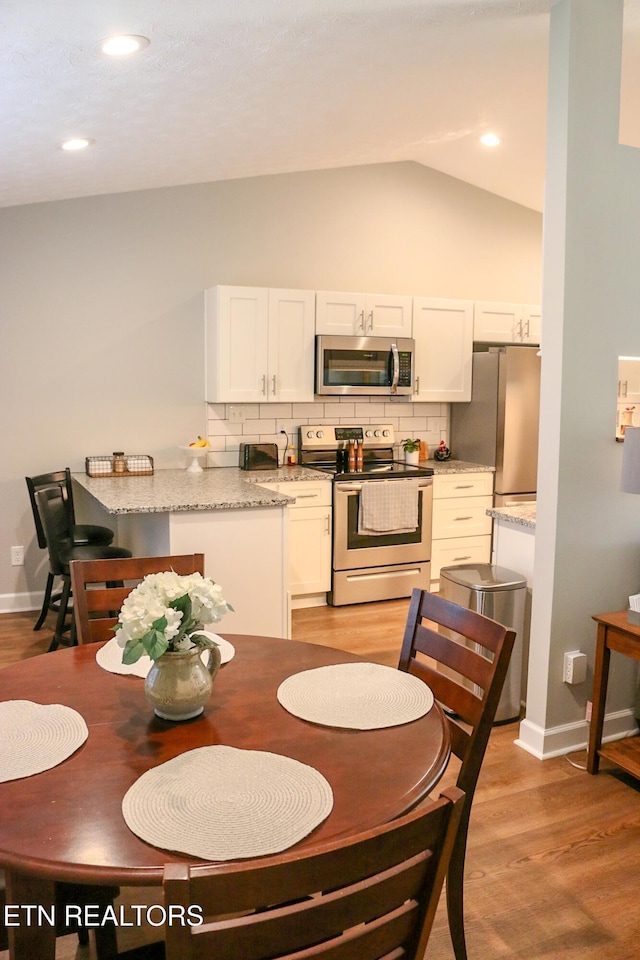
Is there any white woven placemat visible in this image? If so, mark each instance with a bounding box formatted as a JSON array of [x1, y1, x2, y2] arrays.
[[0, 700, 88, 782], [122, 745, 334, 861], [277, 662, 434, 730], [97, 634, 235, 678]]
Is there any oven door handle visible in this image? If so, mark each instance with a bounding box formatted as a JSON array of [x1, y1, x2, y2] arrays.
[[335, 480, 433, 492]]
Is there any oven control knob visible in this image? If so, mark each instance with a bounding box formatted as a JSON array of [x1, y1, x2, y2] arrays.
[[365, 430, 373, 437], [306, 431, 315, 439], [374, 430, 382, 437], [382, 429, 391, 437], [316, 430, 324, 439]]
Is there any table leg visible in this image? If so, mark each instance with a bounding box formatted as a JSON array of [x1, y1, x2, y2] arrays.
[[587, 623, 610, 775], [5, 870, 56, 960]]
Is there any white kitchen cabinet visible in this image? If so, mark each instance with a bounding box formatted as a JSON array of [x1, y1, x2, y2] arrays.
[[315, 291, 413, 338], [412, 298, 473, 402], [205, 285, 315, 403], [258, 480, 332, 603], [618, 357, 640, 404], [474, 302, 541, 345], [431, 472, 493, 588]]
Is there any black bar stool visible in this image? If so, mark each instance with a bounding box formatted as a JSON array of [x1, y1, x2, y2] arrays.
[[26, 468, 116, 631], [35, 487, 132, 651]]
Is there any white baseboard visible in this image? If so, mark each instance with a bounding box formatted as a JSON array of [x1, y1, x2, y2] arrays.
[[516, 708, 638, 759], [291, 594, 328, 609], [0, 591, 41, 615]]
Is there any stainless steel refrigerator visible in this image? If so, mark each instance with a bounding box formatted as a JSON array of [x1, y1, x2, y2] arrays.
[[450, 346, 541, 506]]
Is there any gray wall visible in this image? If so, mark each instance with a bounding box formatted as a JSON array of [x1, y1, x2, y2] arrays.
[[0, 160, 542, 606]]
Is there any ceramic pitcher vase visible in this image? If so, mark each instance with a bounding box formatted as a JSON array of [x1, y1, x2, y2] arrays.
[[144, 644, 221, 721]]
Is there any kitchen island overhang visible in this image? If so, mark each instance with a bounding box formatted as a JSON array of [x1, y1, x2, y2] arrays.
[[73, 467, 324, 641]]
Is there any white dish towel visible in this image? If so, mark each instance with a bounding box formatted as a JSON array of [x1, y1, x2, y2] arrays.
[[357, 479, 420, 535]]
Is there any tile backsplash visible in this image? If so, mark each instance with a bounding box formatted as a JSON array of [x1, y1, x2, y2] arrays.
[[206, 397, 449, 467]]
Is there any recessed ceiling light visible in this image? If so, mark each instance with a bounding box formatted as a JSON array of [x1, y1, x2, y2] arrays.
[[101, 35, 150, 56], [61, 138, 95, 151], [480, 133, 501, 147]]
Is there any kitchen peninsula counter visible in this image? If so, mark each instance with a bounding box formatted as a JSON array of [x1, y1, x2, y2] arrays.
[[73, 465, 327, 515], [429, 459, 494, 475], [487, 503, 537, 529], [72, 467, 329, 642]]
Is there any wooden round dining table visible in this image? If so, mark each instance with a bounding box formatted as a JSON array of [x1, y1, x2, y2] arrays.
[[0, 634, 450, 959]]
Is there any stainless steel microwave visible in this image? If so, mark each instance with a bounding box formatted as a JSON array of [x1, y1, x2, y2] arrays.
[[315, 335, 415, 396]]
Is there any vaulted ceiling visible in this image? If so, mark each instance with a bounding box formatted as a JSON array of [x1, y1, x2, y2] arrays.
[[4, 1, 640, 212]]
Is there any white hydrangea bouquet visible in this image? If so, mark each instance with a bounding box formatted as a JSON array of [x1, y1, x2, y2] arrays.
[[115, 570, 233, 664]]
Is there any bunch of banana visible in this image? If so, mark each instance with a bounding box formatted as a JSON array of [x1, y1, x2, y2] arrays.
[[189, 436, 211, 448]]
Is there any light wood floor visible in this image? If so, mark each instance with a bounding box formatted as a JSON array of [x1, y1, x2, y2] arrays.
[[2, 603, 640, 959]]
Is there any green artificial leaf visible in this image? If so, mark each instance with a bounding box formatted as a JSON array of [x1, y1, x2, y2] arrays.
[[171, 594, 192, 620], [122, 637, 147, 665], [145, 629, 170, 661], [151, 614, 168, 633]]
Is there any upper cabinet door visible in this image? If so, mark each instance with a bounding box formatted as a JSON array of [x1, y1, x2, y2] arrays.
[[315, 292, 367, 335], [521, 304, 541, 345], [268, 289, 316, 403], [205, 286, 270, 403], [413, 298, 473, 402], [473, 302, 521, 343], [205, 285, 316, 403], [474, 301, 541, 345], [315, 291, 413, 337], [364, 294, 413, 337]]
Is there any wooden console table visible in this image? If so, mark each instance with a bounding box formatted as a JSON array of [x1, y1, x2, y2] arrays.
[[588, 611, 640, 776]]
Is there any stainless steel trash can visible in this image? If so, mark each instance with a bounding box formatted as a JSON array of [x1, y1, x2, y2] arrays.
[[439, 563, 527, 723]]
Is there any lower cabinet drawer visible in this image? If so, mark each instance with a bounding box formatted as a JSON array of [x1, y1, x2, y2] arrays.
[[430, 535, 492, 582], [431, 496, 493, 540]]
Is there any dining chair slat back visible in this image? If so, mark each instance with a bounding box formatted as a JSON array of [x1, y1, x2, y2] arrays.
[[159, 785, 464, 960], [70, 554, 205, 645], [398, 587, 516, 960]]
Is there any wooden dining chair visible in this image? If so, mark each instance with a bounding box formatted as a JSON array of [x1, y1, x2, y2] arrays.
[[116, 785, 464, 960], [0, 871, 120, 958], [70, 554, 205, 645], [398, 588, 517, 960]]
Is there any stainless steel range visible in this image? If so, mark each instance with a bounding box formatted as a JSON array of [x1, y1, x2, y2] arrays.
[[299, 424, 434, 606]]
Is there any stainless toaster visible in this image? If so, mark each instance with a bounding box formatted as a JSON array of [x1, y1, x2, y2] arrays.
[[239, 443, 279, 470]]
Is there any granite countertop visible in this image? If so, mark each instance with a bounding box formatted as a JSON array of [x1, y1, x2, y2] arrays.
[[429, 459, 494, 475], [73, 459, 493, 516], [73, 466, 329, 515], [486, 503, 536, 530]]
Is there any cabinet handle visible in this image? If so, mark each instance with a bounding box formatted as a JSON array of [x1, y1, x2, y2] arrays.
[[414, 375, 420, 395], [296, 494, 318, 499], [367, 310, 373, 332], [454, 555, 473, 561], [624, 380, 628, 398], [261, 374, 267, 395], [325, 516, 331, 536], [454, 484, 474, 489], [524, 319, 530, 339], [272, 375, 277, 395], [454, 516, 473, 521], [357, 310, 365, 332]]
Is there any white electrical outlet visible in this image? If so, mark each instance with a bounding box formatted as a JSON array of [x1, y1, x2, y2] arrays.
[[563, 650, 587, 685], [11, 545, 24, 566], [228, 405, 245, 423]]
